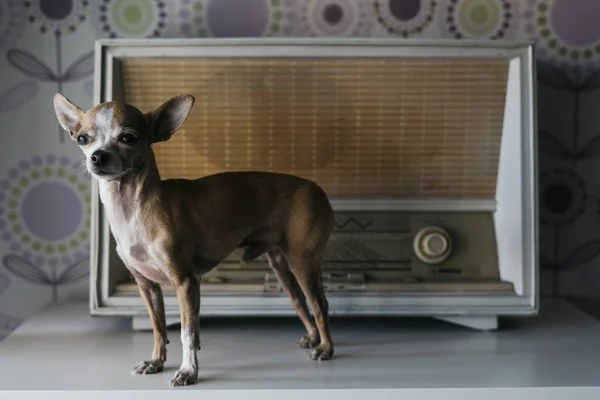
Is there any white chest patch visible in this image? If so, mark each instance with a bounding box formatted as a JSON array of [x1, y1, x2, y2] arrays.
[[99, 182, 171, 285]]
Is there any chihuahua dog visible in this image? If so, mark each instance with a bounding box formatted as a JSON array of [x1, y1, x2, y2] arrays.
[[53, 93, 335, 387]]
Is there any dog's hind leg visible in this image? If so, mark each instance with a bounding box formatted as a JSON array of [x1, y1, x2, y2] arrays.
[[288, 247, 334, 361], [267, 248, 320, 348]]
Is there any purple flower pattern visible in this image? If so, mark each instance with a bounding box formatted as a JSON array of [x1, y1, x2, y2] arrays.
[[0, 155, 91, 302], [374, 0, 437, 37], [24, 0, 89, 37], [299, 0, 375, 37]]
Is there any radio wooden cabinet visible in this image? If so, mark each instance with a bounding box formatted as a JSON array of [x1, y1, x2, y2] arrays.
[[90, 38, 537, 331]]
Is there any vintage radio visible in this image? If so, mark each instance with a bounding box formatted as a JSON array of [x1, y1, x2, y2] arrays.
[[91, 39, 537, 331]]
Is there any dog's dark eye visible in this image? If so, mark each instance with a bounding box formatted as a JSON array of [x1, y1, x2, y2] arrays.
[[120, 133, 138, 145], [77, 134, 89, 145]]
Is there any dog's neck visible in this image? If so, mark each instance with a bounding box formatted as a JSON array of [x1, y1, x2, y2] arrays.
[[98, 150, 162, 218]]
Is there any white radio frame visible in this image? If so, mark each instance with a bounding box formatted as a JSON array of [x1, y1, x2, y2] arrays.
[[90, 38, 537, 331]]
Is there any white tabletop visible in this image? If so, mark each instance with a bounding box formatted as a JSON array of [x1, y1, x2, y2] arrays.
[[0, 299, 599, 399]]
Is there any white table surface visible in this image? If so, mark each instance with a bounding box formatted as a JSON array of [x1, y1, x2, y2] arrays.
[[0, 299, 599, 400]]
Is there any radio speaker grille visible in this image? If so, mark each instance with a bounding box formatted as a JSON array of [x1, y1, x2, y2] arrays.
[[121, 58, 509, 200]]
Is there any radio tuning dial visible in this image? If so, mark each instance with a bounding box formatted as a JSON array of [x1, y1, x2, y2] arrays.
[[413, 226, 452, 265]]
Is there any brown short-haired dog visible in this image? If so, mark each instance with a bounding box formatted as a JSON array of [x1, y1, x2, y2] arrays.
[[53, 93, 335, 387]]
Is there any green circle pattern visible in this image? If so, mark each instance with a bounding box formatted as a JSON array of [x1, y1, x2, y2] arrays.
[[111, 0, 155, 36], [457, 0, 501, 37], [189, 0, 207, 37], [92, 0, 174, 38]]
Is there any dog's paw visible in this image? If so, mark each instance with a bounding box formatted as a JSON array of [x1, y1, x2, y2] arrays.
[[169, 368, 198, 387], [131, 359, 164, 375], [298, 332, 320, 348], [310, 344, 334, 361]]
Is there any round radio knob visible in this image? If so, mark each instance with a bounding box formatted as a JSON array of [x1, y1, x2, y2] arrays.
[[413, 226, 452, 265]]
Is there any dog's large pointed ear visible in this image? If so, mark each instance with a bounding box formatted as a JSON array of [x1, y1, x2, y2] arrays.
[[146, 95, 195, 143], [53, 93, 84, 139]]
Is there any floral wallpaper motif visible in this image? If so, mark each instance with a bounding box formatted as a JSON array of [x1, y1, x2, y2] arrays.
[[0, 81, 38, 115], [0, 0, 24, 51], [9, 1, 93, 144], [24, 0, 89, 36], [1, 0, 600, 341], [0, 155, 91, 303], [374, 0, 437, 37], [0, 273, 22, 341], [524, 0, 600, 75], [300, 0, 375, 37], [90, 0, 179, 38], [538, 168, 600, 294], [202, 0, 299, 37], [439, 0, 518, 40]]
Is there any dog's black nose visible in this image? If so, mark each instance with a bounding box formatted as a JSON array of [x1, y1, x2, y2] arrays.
[[91, 150, 110, 166]]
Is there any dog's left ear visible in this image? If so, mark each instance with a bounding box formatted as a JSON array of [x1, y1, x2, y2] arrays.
[[53, 93, 84, 139], [146, 95, 195, 143]]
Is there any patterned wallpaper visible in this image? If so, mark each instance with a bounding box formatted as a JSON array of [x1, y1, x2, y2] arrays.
[[0, 0, 599, 340]]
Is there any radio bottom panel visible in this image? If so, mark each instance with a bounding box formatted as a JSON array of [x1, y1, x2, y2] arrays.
[[113, 280, 514, 296], [109, 211, 516, 298]]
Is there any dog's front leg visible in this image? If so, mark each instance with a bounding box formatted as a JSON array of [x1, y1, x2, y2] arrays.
[[131, 272, 168, 375], [169, 276, 201, 387]]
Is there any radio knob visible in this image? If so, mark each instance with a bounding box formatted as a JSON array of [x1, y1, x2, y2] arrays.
[[413, 226, 452, 265]]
